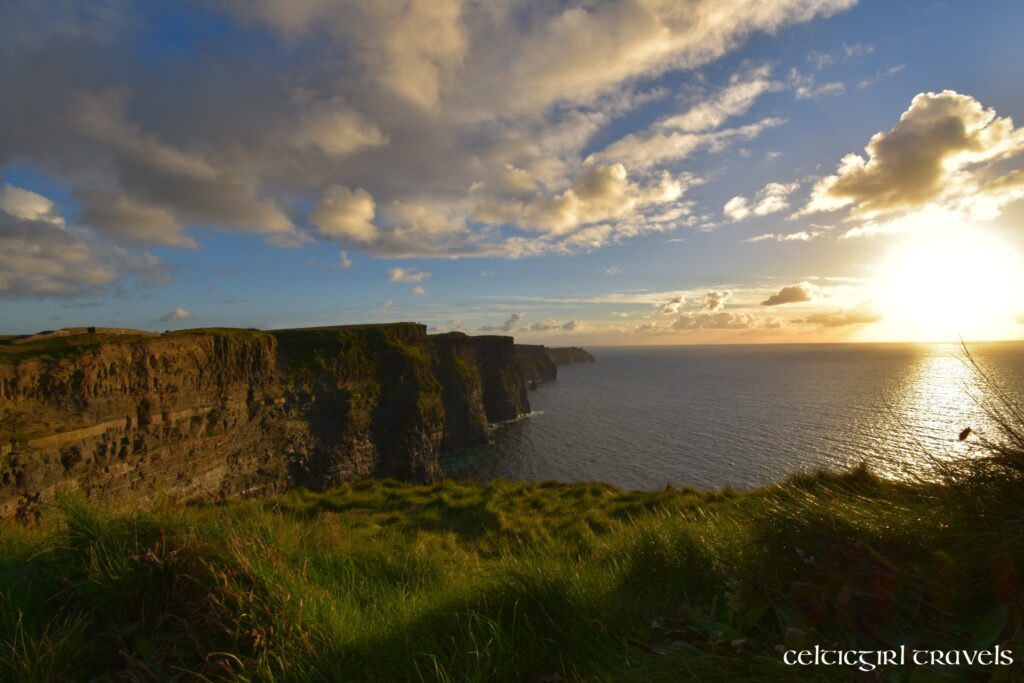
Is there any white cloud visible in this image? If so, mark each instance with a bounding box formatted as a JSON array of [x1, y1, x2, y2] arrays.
[[480, 312, 522, 332], [339, 250, 353, 268], [796, 301, 882, 327], [524, 318, 586, 332], [658, 295, 685, 314], [787, 68, 845, 100], [0, 185, 170, 298], [77, 192, 196, 248], [807, 42, 873, 70], [761, 283, 814, 306], [797, 91, 1024, 224], [723, 181, 801, 222], [0, 185, 64, 225], [594, 117, 786, 171], [411, 285, 426, 296], [858, 64, 904, 89], [673, 311, 754, 330], [311, 185, 377, 243], [158, 307, 191, 322], [745, 230, 817, 242], [0, 0, 861, 270], [293, 100, 387, 157], [389, 267, 430, 283], [661, 64, 782, 133], [702, 291, 731, 311]]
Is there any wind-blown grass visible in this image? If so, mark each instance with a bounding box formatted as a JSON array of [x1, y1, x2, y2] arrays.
[[3, 362, 1024, 681]]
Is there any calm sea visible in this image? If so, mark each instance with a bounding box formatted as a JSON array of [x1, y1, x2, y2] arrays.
[[441, 343, 1024, 490]]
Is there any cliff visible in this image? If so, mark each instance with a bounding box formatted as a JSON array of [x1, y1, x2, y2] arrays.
[[512, 344, 596, 385], [546, 346, 596, 365], [513, 344, 558, 383], [0, 324, 530, 518]]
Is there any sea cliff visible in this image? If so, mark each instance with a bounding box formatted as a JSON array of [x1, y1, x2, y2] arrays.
[[546, 346, 596, 365], [0, 324, 535, 517]]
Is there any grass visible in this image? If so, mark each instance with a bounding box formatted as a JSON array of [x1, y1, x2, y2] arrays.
[[3, 346, 1024, 681], [2, 465, 1023, 682], [0, 334, 153, 364]]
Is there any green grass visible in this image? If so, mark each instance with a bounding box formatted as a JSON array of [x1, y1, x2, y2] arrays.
[[0, 328, 272, 365], [0, 334, 151, 364], [2, 466, 1023, 682]]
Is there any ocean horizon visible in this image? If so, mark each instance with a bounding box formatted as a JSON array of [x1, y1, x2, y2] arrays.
[[443, 341, 1024, 490]]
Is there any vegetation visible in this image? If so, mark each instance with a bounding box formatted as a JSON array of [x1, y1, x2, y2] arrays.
[[547, 347, 597, 365], [3, 462, 1023, 681], [0, 334, 152, 365], [2, 351, 1022, 681], [0, 327, 273, 365]]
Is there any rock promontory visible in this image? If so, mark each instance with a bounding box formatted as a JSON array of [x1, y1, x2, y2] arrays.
[[0, 324, 534, 518]]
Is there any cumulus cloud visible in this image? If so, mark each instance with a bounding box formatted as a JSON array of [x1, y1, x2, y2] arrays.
[[745, 229, 822, 242], [311, 186, 377, 243], [796, 301, 881, 327], [388, 267, 430, 283], [480, 312, 522, 333], [0, 185, 65, 225], [339, 251, 353, 268], [761, 283, 814, 306], [0, 0, 859, 275], [723, 181, 800, 221], [293, 101, 387, 157], [673, 311, 755, 330], [411, 286, 426, 296], [483, 163, 685, 238], [701, 291, 732, 312], [659, 295, 685, 315], [158, 307, 191, 322], [77, 192, 195, 248], [0, 184, 169, 298], [525, 318, 586, 332], [796, 91, 1024, 225]]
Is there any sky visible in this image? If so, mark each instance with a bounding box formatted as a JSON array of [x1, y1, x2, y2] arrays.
[[2, 0, 1024, 345]]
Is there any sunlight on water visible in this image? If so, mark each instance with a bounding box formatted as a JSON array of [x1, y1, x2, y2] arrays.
[[443, 343, 1024, 490], [876, 347, 987, 479]]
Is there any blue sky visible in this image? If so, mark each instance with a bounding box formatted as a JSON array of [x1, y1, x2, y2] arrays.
[[2, 0, 1024, 343]]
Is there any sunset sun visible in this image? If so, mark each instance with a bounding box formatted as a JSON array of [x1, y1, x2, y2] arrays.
[[874, 226, 1024, 341]]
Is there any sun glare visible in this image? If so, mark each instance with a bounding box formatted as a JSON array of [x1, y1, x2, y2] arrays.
[[873, 226, 1024, 342]]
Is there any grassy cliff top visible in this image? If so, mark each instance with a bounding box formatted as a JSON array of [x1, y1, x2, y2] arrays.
[[0, 324, 429, 365], [3, 464, 1022, 681]]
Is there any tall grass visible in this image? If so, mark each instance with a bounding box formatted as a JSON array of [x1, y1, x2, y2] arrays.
[[2, 362, 1024, 681]]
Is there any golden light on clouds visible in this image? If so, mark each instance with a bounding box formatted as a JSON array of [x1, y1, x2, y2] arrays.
[[872, 225, 1024, 342]]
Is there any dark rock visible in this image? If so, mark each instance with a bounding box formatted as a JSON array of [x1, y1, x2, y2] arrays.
[[546, 346, 596, 365], [0, 324, 532, 517], [513, 344, 558, 383]]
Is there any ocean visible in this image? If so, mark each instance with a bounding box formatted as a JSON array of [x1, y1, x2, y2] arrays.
[[441, 342, 1024, 490]]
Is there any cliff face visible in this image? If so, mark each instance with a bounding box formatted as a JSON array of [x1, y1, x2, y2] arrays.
[[428, 333, 489, 450], [546, 346, 596, 365], [513, 344, 558, 383], [0, 324, 530, 518], [473, 336, 530, 422]]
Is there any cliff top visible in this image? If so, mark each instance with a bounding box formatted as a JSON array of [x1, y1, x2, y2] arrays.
[[0, 323, 448, 366], [546, 346, 596, 364], [0, 322, 582, 367]]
